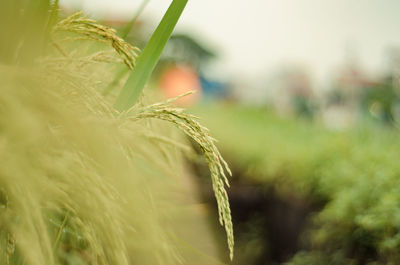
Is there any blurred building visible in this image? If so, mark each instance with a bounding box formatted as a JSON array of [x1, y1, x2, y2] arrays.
[[322, 60, 371, 129], [321, 48, 400, 129], [157, 34, 229, 105], [159, 63, 201, 106], [270, 66, 315, 118]]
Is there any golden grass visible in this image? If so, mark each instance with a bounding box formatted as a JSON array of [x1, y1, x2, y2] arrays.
[[0, 10, 233, 264]]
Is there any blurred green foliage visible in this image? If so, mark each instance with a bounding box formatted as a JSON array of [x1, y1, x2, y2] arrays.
[[194, 103, 400, 264]]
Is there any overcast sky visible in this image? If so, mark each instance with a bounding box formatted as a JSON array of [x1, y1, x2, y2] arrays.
[[60, 0, 400, 86]]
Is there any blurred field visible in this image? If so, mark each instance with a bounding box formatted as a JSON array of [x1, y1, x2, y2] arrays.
[[192, 103, 400, 265]]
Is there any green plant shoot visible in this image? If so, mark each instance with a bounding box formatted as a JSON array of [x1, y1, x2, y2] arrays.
[[114, 0, 188, 112]]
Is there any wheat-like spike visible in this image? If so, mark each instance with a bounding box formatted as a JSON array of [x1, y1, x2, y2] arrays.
[[124, 95, 234, 260], [52, 12, 140, 69]]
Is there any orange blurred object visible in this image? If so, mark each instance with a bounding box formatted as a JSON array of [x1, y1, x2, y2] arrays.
[[159, 64, 202, 106]]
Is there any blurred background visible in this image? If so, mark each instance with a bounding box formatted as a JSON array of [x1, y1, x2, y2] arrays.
[[60, 1, 400, 264]]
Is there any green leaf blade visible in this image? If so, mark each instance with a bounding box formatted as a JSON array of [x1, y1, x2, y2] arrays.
[[114, 0, 188, 112]]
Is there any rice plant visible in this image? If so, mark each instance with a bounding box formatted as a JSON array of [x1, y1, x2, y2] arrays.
[[0, 1, 233, 264]]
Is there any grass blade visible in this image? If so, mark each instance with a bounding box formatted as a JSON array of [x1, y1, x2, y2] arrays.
[[119, 0, 150, 39], [114, 0, 188, 112]]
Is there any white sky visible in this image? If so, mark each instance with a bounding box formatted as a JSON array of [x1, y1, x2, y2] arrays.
[[60, 0, 400, 86]]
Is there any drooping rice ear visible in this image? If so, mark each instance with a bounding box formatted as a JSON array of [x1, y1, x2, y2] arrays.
[[52, 12, 140, 69], [124, 92, 234, 260]]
